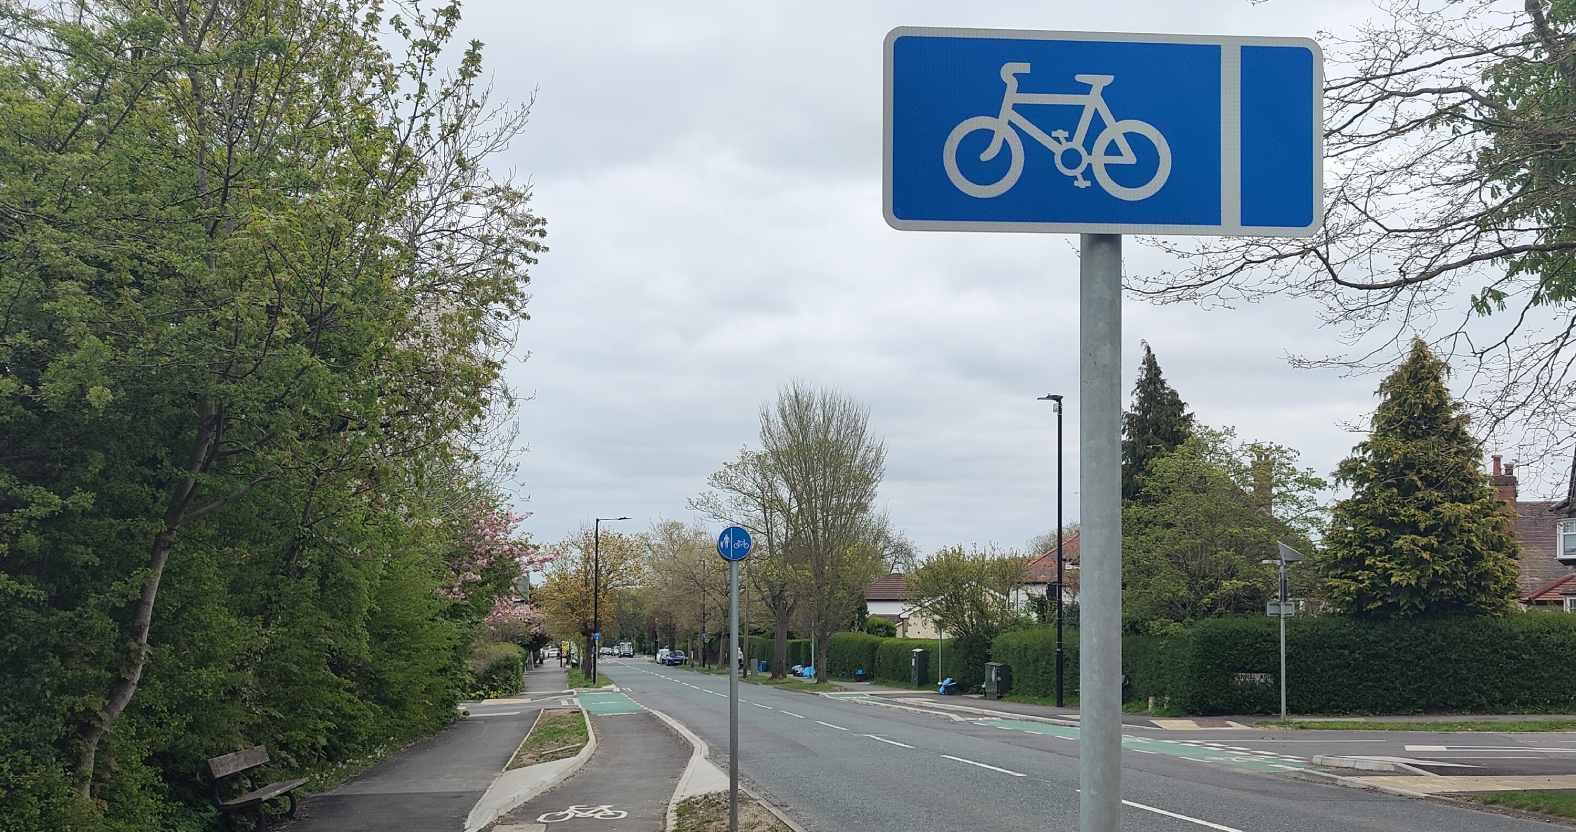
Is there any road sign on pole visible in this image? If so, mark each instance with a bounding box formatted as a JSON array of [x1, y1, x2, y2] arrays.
[[882, 26, 1323, 832], [716, 527, 752, 832], [884, 27, 1322, 236], [717, 526, 752, 562]]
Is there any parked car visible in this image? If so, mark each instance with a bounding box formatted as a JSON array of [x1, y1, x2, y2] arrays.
[[656, 648, 670, 664], [618, 644, 634, 658], [544, 647, 559, 658], [661, 650, 687, 666]]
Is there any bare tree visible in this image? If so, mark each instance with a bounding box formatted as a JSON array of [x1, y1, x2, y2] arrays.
[[759, 383, 887, 683], [1130, 0, 1576, 479], [691, 449, 800, 677]]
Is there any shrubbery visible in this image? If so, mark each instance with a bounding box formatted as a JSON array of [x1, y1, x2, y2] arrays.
[[992, 627, 1080, 699], [824, 632, 967, 687], [467, 643, 526, 699], [746, 636, 813, 672]]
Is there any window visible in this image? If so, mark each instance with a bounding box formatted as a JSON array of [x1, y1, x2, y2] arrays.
[[1564, 597, 1576, 614], [1562, 519, 1576, 562]]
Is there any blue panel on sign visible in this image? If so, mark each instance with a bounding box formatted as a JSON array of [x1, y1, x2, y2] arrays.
[[1240, 45, 1316, 230], [889, 34, 1220, 228]]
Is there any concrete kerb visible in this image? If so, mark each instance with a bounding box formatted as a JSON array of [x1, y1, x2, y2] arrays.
[[1311, 755, 1432, 776], [463, 704, 598, 832], [643, 705, 807, 832]]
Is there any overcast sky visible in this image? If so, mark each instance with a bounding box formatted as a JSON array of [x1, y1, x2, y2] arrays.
[[463, 1, 1548, 555]]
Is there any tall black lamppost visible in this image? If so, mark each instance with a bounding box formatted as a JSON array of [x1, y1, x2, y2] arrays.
[[1038, 393, 1066, 707], [592, 516, 630, 685]]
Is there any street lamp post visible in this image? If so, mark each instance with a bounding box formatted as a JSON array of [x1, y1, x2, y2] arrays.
[[592, 516, 630, 686], [1039, 393, 1067, 707]]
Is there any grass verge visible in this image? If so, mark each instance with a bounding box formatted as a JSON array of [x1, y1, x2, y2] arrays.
[[1465, 790, 1576, 819], [567, 667, 613, 689], [672, 793, 793, 832], [1280, 719, 1576, 732], [506, 709, 588, 770]]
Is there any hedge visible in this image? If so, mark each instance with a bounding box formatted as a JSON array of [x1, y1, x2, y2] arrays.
[[746, 636, 813, 673], [992, 627, 1081, 699], [822, 632, 970, 687], [466, 642, 524, 699], [827, 632, 883, 679], [1121, 614, 1576, 715]]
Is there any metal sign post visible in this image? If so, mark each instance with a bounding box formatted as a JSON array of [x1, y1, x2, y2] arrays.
[[1272, 542, 1305, 721], [883, 27, 1322, 832], [717, 526, 753, 832]]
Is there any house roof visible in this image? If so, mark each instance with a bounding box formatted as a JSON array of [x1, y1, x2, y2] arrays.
[[1024, 532, 1082, 583], [1525, 573, 1576, 603], [865, 573, 910, 601], [1513, 500, 1576, 599]]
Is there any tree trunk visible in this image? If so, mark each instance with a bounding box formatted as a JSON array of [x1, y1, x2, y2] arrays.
[[772, 607, 789, 679], [76, 406, 219, 795]]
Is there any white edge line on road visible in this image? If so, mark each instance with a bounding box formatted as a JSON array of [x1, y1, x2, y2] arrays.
[[1122, 799, 1243, 832], [865, 734, 915, 748], [939, 754, 1026, 777], [816, 721, 848, 731], [781, 711, 806, 719], [752, 703, 773, 710], [468, 711, 521, 717]]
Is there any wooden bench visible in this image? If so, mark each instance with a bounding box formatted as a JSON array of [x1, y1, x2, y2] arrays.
[[207, 746, 307, 830]]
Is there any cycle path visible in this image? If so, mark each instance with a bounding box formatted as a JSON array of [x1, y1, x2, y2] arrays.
[[494, 697, 688, 831]]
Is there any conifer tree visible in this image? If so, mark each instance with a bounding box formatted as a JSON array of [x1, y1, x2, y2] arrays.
[[1321, 340, 1518, 617], [1121, 343, 1195, 500]]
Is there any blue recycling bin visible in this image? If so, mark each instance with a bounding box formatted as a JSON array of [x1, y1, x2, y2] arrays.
[[938, 677, 959, 695], [757, 660, 768, 673]]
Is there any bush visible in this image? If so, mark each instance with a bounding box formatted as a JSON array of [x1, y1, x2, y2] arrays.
[[745, 636, 813, 673], [1122, 614, 1576, 715], [992, 627, 1080, 699], [863, 618, 897, 637], [827, 632, 883, 678], [466, 642, 524, 699]]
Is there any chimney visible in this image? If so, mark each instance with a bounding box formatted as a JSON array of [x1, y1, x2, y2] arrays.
[[1490, 453, 1518, 505]]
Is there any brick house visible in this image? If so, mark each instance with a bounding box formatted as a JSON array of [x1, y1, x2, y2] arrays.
[[1493, 454, 1576, 610]]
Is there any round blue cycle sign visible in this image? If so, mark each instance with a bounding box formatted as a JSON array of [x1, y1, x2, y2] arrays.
[[717, 527, 753, 562]]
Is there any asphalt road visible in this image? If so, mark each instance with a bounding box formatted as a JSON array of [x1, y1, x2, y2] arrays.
[[602, 659, 1559, 832]]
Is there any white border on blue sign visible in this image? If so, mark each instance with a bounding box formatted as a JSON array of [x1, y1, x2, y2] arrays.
[[882, 26, 1324, 238]]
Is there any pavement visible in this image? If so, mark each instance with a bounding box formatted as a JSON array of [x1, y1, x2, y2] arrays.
[[493, 691, 690, 832], [285, 707, 537, 832], [602, 657, 1569, 832]]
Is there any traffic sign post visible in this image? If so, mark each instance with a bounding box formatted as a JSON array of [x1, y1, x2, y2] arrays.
[[716, 527, 752, 832], [884, 27, 1322, 832]]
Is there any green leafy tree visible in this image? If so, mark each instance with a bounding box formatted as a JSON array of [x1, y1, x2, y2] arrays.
[[1121, 343, 1195, 501], [0, 1, 541, 827], [1320, 340, 1519, 618], [907, 545, 1029, 679], [1123, 428, 1325, 629]]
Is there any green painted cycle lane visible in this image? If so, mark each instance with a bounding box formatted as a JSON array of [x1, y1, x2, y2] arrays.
[[578, 691, 643, 716], [978, 718, 1312, 774]]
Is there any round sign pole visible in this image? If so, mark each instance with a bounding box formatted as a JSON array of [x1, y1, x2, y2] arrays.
[[716, 527, 752, 832]]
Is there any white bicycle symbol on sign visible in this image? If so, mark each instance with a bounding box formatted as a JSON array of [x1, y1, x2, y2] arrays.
[[943, 62, 1172, 202], [537, 804, 629, 823]]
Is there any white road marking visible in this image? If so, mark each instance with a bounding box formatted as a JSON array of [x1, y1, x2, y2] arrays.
[[705, 690, 726, 697], [1404, 745, 1447, 752], [940, 754, 1026, 777], [781, 711, 806, 719], [469, 711, 521, 717], [816, 721, 848, 731], [865, 734, 915, 749], [752, 703, 773, 710], [1122, 798, 1243, 832], [1130, 749, 1159, 755]]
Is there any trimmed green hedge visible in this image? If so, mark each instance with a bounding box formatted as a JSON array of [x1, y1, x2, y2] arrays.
[[823, 632, 968, 687], [746, 636, 813, 673], [992, 627, 1080, 699], [1120, 614, 1576, 715]]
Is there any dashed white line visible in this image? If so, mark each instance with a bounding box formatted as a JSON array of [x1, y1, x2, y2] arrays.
[[781, 711, 806, 719], [865, 734, 915, 748], [940, 755, 1026, 777], [705, 690, 726, 697], [468, 711, 521, 717], [752, 703, 773, 710], [816, 721, 848, 731], [1122, 799, 1243, 832]]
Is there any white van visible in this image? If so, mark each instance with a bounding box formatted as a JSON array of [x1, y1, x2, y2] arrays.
[[656, 648, 671, 664]]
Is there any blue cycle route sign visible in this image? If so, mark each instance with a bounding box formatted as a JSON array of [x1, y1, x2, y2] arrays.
[[883, 27, 1322, 236], [716, 527, 753, 562]]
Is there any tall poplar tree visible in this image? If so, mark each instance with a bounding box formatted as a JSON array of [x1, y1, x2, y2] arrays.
[[1320, 340, 1519, 618], [1121, 343, 1195, 500]]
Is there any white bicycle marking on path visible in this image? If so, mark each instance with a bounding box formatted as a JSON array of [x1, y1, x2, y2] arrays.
[[537, 804, 628, 823], [943, 62, 1171, 202]]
